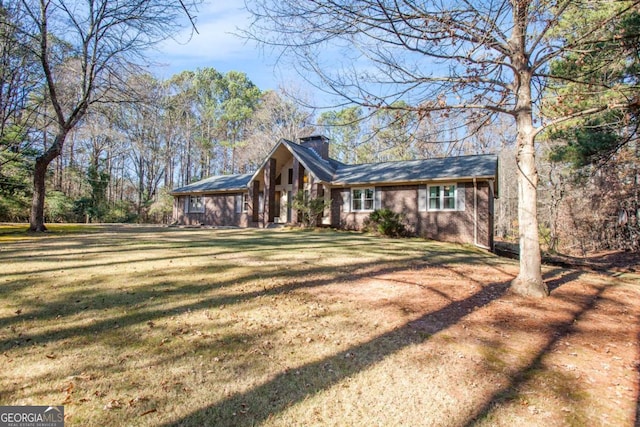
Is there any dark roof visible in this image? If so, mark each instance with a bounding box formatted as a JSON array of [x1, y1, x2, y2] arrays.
[[172, 142, 498, 195], [332, 154, 498, 185], [282, 140, 338, 183], [171, 173, 252, 194], [281, 139, 497, 185]]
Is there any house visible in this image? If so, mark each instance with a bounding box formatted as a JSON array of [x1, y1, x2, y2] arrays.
[[171, 135, 498, 249]]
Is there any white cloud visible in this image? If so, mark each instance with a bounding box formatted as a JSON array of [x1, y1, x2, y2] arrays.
[[147, 0, 334, 104], [149, 0, 278, 82], [160, 2, 254, 62]]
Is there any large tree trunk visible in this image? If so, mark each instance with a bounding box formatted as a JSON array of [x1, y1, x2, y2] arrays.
[[511, 91, 548, 297], [511, 122, 548, 297], [508, 1, 548, 298], [29, 132, 66, 232], [29, 157, 50, 232]]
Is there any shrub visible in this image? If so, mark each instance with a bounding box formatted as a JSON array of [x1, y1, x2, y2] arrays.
[[149, 188, 174, 224], [290, 190, 329, 228], [363, 208, 407, 237], [103, 201, 138, 223], [45, 191, 76, 222], [0, 194, 30, 222]]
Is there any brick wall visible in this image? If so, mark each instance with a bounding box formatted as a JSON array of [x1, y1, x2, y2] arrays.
[[173, 193, 251, 227], [330, 181, 494, 248]]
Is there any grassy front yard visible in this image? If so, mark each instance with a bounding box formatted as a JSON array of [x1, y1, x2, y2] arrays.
[[1, 225, 638, 426]]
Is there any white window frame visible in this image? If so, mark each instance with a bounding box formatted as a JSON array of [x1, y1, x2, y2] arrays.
[[428, 184, 456, 211], [235, 193, 249, 214], [188, 195, 205, 213], [242, 193, 250, 213], [351, 187, 375, 212]]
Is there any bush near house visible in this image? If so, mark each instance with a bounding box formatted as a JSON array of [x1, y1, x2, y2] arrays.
[[363, 208, 408, 237], [290, 190, 329, 228]]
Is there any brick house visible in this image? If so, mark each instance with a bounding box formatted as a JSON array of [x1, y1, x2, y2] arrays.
[[172, 136, 498, 249]]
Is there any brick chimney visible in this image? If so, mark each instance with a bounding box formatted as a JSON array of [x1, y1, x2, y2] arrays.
[[299, 135, 330, 160]]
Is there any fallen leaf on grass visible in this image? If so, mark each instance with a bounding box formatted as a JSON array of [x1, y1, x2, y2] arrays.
[[46, 354, 56, 359], [104, 399, 122, 410], [129, 396, 150, 407], [61, 382, 75, 404], [140, 409, 157, 416]]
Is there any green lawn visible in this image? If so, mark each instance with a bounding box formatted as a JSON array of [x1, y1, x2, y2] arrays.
[[0, 225, 638, 426]]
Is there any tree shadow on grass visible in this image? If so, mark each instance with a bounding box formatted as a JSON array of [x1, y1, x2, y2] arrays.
[[0, 228, 405, 276], [0, 248, 489, 351], [9, 228, 607, 425], [0, 228, 495, 341], [463, 273, 612, 425], [161, 267, 619, 426], [161, 280, 511, 426]]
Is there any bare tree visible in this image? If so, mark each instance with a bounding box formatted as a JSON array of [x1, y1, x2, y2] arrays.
[[245, 0, 640, 297], [19, 0, 200, 231], [110, 74, 168, 220], [0, 1, 39, 158], [241, 89, 315, 171]]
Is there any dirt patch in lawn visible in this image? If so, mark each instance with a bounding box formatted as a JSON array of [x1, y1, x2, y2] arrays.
[[1, 225, 639, 426]]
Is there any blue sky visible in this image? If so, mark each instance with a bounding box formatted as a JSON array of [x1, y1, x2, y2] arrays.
[[150, 1, 293, 92]]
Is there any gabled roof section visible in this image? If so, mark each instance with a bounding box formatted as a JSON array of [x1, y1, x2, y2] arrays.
[[171, 173, 252, 195], [281, 139, 339, 183], [249, 138, 341, 184], [332, 154, 498, 185]]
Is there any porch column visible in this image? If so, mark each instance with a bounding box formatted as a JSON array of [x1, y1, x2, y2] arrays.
[[251, 181, 260, 223], [315, 183, 324, 225], [264, 158, 276, 224], [291, 159, 305, 224]]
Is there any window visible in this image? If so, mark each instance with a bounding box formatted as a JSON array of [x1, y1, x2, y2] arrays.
[[428, 184, 456, 211], [242, 193, 250, 213], [188, 195, 204, 213], [236, 193, 249, 214], [352, 188, 374, 211], [288, 168, 293, 185]]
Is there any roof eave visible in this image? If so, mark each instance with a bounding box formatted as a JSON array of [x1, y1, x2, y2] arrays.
[[171, 187, 250, 196]]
